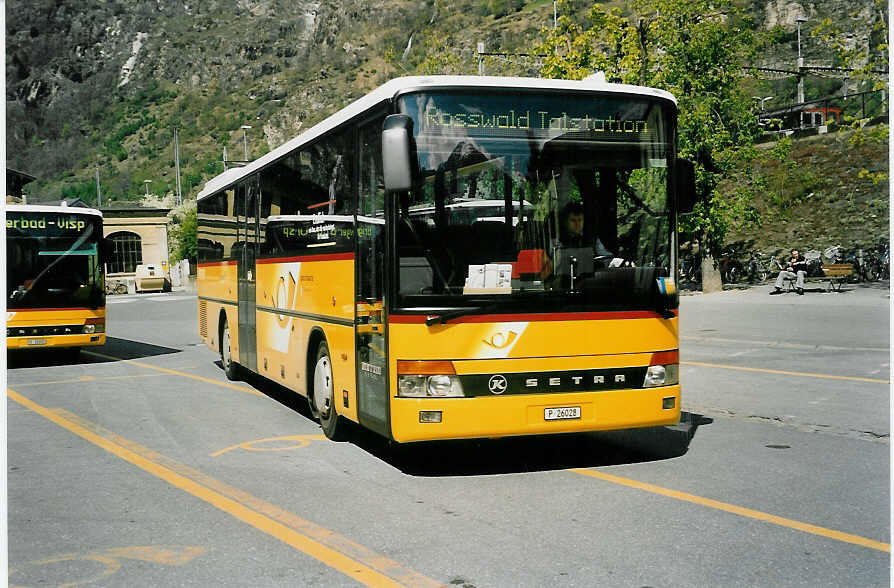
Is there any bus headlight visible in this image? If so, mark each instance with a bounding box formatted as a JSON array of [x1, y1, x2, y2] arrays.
[[396, 360, 465, 397], [397, 375, 464, 397], [643, 350, 679, 387], [398, 375, 427, 397], [426, 375, 464, 397], [83, 318, 105, 334]]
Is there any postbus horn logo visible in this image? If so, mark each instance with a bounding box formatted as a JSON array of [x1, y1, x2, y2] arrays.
[[488, 374, 508, 395]]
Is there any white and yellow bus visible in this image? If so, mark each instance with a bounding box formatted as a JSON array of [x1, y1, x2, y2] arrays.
[[7, 204, 106, 358], [197, 76, 694, 442]]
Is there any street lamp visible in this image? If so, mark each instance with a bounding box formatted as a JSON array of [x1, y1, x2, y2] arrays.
[[795, 16, 807, 65], [143, 179, 151, 197], [754, 95, 773, 127], [241, 125, 252, 161], [754, 95, 774, 111]]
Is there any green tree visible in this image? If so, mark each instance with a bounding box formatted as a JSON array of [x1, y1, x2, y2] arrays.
[[535, 0, 763, 290], [169, 204, 198, 265]]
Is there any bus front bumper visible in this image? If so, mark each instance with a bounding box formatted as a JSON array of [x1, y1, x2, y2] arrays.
[[8, 333, 106, 350], [390, 385, 681, 443]]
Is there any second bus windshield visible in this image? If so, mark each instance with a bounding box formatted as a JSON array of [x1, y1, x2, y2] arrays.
[[6, 212, 103, 310], [396, 90, 675, 312]]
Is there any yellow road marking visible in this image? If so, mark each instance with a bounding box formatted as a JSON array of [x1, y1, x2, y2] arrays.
[[682, 360, 890, 384], [11, 373, 165, 388], [10, 546, 205, 588], [571, 468, 890, 553], [8, 389, 441, 588], [212, 435, 328, 457], [82, 350, 264, 396]]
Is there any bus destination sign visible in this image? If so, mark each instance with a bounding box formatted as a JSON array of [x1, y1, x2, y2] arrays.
[[7, 213, 90, 235], [420, 107, 655, 141]]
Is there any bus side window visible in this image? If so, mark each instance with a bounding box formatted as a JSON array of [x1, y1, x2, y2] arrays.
[[358, 118, 385, 301], [303, 130, 355, 215]]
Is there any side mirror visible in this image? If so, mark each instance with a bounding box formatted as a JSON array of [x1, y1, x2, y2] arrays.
[[100, 237, 113, 263], [382, 114, 416, 193], [675, 159, 696, 213]]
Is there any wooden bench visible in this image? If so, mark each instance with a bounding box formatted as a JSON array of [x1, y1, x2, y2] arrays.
[[784, 263, 854, 292]]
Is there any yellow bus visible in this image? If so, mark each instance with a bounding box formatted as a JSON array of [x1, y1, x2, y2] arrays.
[[7, 204, 106, 358], [197, 76, 694, 442]]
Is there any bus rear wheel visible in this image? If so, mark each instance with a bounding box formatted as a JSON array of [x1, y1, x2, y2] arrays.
[[312, 342, 345, 441], [220, 318, 240, 381]]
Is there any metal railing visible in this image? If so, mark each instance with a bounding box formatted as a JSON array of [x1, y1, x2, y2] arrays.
[[759, 89, 888, 135]]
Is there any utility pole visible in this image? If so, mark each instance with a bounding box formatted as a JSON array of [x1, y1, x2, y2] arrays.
[[95, 167, 102, 207], [796, 16, 807, 127], [241, 125, 252, 161], [173, 127, 183, 206], [223, 146, 228, 171]]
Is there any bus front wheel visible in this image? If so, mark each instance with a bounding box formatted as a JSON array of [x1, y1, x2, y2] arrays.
[[220, 318, 240, 381], [312, 341, 345, 441]]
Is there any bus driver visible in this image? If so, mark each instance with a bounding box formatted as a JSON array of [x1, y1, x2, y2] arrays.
[[559, 201, 612, 256]]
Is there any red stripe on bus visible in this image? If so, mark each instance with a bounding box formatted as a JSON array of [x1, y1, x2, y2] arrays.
[[9, 307, 106, 312], [388, 310, 677, 324], [197, 260, 238, 268], [257, 253, 355, 264]]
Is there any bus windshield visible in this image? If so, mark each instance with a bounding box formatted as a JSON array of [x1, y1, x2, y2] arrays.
[[395, 90, 675, 313], [7, 211, 104, 309]]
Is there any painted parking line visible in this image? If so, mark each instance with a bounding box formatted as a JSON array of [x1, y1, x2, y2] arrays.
[[82, 350, 264, 396], [680, 334, 889, 353], [571, 468, 889, 553], [10, 546, 206, 587], [7, 388, 441, 588], [10, 373, 166, 388], [212, 435, 328, 457], [682, 360, 889, 385]]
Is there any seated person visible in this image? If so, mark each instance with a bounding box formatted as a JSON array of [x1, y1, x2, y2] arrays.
[[546, 202, 614, 286], [559, 201, 612, 257], [770, 248, 808, 295]]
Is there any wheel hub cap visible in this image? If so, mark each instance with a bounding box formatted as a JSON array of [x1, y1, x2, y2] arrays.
[[313, 356, 332, 417]]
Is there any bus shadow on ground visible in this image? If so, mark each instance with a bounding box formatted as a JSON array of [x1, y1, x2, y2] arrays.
[[240, 372, 712, 476], [8, 337, 182, 369], [347, 413, 713, 477]]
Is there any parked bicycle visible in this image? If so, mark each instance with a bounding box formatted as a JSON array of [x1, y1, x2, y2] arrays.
[[863, 241, 889, 281], [745, 250, 769, 282], [105, 279, 128, 295], [679, 251, 701, 287], [802, 249, 824, 277], [825, 243, 884, 282]]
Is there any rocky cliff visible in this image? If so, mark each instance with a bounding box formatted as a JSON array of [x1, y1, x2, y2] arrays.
[[5, 0, 885, 206]]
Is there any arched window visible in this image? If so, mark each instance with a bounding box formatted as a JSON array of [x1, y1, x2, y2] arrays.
[[107, 231, 143, 274]]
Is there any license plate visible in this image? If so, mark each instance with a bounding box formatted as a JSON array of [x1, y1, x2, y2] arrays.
[[544, 406, 581, 421], [27, 338, 47, 346]]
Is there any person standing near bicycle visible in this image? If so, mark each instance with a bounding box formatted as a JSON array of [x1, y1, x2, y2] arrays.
[[770, 249, 808, 295]]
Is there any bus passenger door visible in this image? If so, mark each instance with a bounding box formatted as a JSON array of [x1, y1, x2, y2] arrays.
[[356, 218, 387, 435], [355, 118, 389, 436], [237, 175, 259, 373]]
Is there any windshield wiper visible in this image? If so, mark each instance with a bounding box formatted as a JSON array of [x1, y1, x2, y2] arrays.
[[425, 303, 502, 326]]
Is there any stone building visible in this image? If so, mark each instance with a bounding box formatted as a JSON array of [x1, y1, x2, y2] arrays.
[[101, 206, 171, 279]]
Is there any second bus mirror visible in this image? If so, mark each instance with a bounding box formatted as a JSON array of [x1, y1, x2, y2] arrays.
[[676, 159, 697, 213], [382, 114, 416, 193], [100, 238, 114, 263]]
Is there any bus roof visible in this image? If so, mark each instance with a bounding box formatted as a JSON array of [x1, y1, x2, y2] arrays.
[[6, 204, 103, 217], [197, 75, 677, 201]]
